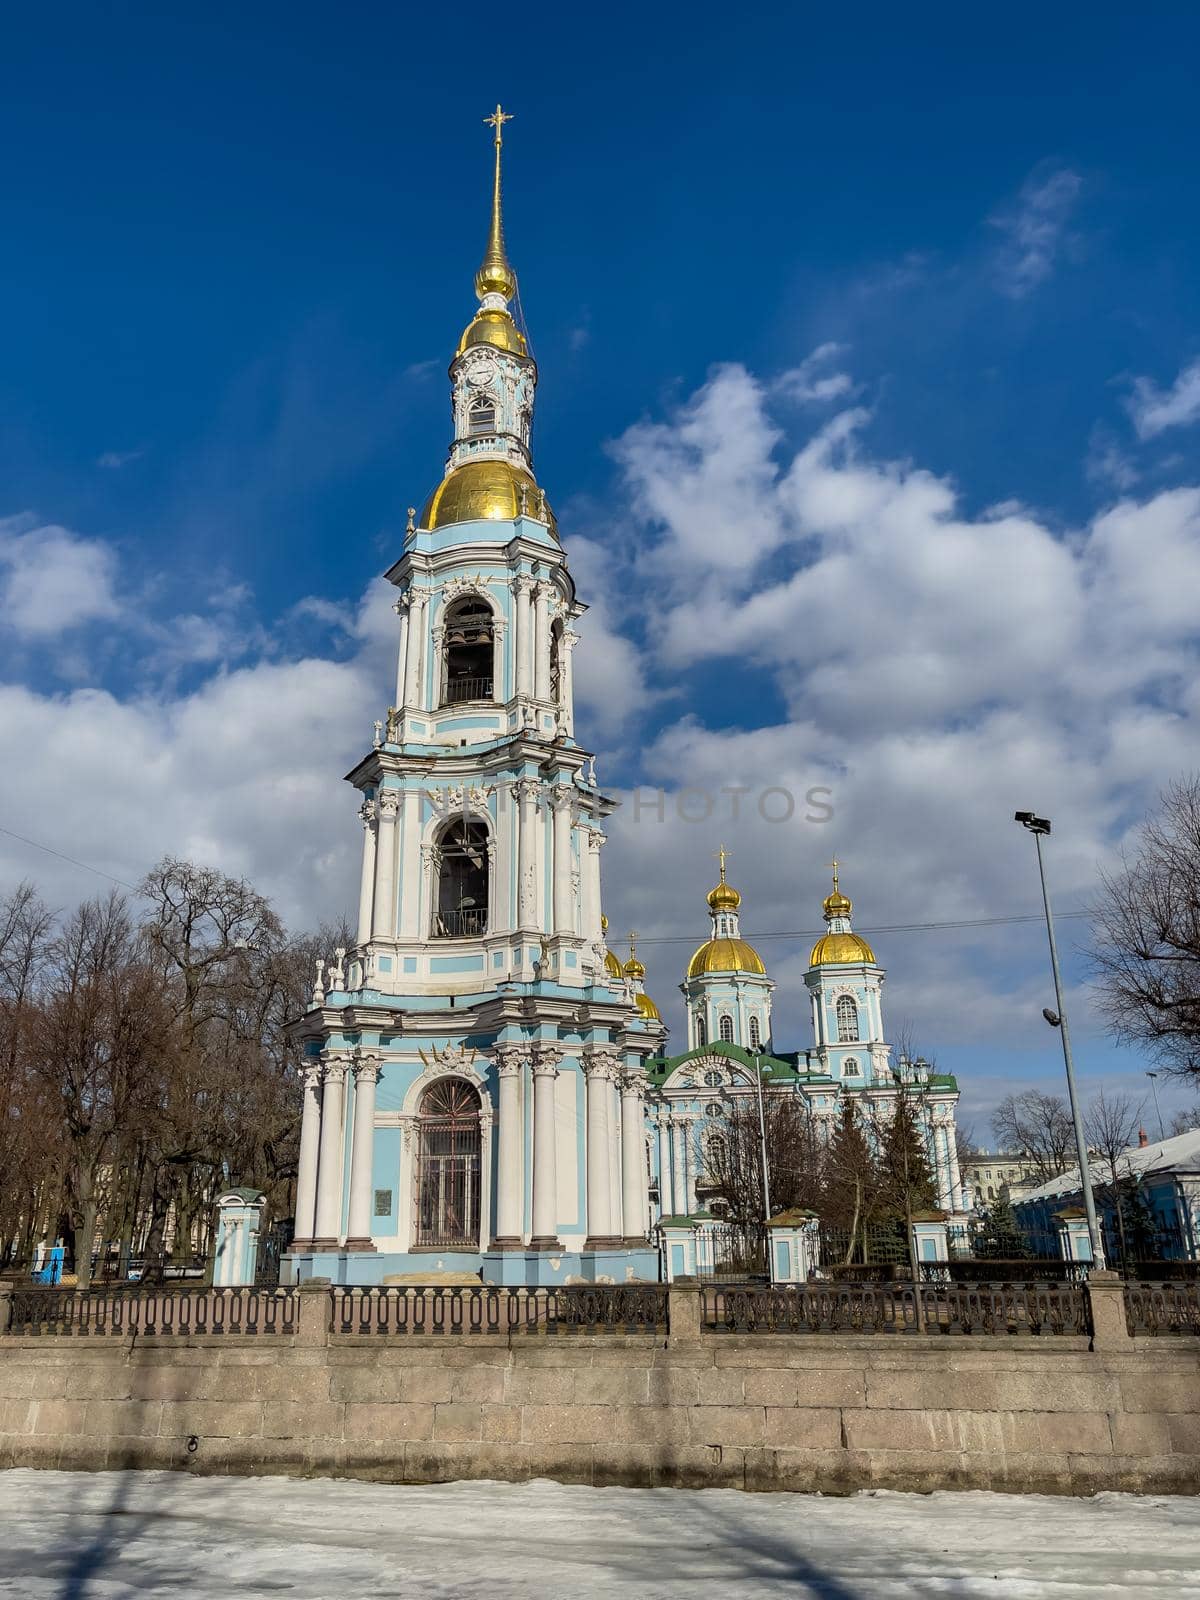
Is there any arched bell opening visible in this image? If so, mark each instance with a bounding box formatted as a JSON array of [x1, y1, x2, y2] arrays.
[[431, 817, 490, 939], [441, 596, 496, 706]]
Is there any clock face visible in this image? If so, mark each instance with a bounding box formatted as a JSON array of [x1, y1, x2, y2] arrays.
[[469, 358, 497, 387]]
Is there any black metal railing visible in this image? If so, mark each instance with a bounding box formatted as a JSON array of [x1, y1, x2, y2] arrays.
[[431, 907, 488, 939], [330, 1284, 668, 1336], [5, 1286, 298, 1337], [1124, 1280, 1200, 1337], [701, 1280, 1089, 1337], [919, 1258, 1088, 1284], [442, 676, 494, 705]]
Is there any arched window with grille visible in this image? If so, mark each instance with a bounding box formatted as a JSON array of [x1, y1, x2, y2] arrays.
[[441, 596, 495, 705], [432, 817, 489, 939], [748, 1016, 761, 1051], [695, 1014, 707, 1048], [706, 1133, 727, 1175], [415, 1078, 482, 1247], [550, 619, 563, 703], [836, 994, 860, 1042], [467, 394, 497, 435], [842, 1056, 859, 1078], [718, 1014, 734, 1043]]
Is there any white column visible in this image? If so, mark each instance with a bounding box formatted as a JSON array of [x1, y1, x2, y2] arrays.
[[582, 829, 604, 948], [533, 582, 550, 701], [345, 1054, 380, 1248], [494, 1048, 527, 1244], [559, 628, 579, 736], [402, 593, 424, 708], [312, 1056, 348, 1245], [356, 800, 377, 947], [371, 790, 400, 940], [530, 1049, 561, 1248], [515, 778, 539, 931], [293, 1063, 323, 1245], [478, 1108, 494, 1251], [608, 1075, 623, 1238], [394, 596, 410, 707], [946, 1117, 963, 1211], [492, 620, 508, 702], [513, 575, 533, 699], [620, 1077, 647, 1242], [584, 1054, 616, 1245], [656, 1117, 673, 1218], [671, 1118, 687, 1218], [551, 784, 575, 936], [399, 786, 421, 939]]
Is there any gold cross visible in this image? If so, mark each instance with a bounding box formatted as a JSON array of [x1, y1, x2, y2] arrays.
[[627, 930, 638, 957], [484, 104, 513, 146], [829, 857, 840, 892], [713, 844, 730, 880]]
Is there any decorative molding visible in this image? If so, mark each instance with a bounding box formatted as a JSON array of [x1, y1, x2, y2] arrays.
[[352, 1050, 381, 1085], [495, 1044, 532, 1077], [377, 790, 402, 820]]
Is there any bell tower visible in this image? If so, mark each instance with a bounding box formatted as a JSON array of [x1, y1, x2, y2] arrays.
[[287, 110, 662, 1290]]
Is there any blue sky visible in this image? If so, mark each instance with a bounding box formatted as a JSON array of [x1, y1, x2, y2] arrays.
[[2, 3, 1200, 1135]]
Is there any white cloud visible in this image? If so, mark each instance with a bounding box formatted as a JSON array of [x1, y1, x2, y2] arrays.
[[1126, 357, 1200, 439], [775, 343, 855, 404], [0, 518, 122, 638], [96, 448, 146, 470], [989, 165, 1082, 297]]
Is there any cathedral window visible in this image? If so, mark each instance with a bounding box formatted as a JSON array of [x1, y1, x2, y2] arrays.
[[748, 1016, 761, 1051], [703, 1068, 722, 1089], [415, 1077, 481, 1248], [842, 1057, 859, 1078], [432, 817, 489, 938], [836, 994, 860, 1042], [718, 1014, 734, 1043], [442, 596, 495, 704], [706, 1133, 727, 1173], [467, 395, 497, 435], [695, 1015, 707, 1047]]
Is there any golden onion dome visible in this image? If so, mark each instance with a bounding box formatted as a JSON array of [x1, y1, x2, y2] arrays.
[[420, 459, 556, 534], [809, 931, 876, 966], [635, 990, 662, 1022], [687, 937, 767, 979], [823, 888, 852, 918], [604, 948, 624, 980], [707, 879, 741, 912], [457, 308, 528, 357], [623, 954, 646, 981]]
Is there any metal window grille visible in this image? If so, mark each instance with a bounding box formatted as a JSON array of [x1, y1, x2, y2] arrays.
[[415, 1079, 482, 1248], [836, 995, 859, 1042]]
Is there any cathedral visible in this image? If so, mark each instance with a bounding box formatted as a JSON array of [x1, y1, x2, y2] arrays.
[[283, 112, 964, 1288]]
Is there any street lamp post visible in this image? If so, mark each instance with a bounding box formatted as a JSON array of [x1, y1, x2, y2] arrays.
[[1146, 1072, 1166, 1142], [1014, 812, 1106, 1271]]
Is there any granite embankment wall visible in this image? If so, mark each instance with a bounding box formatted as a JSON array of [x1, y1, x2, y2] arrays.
[[1, 1282, 1198, 1495]]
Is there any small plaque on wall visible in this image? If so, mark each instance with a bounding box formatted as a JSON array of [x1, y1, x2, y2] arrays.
[[373, 1189, 393, 1217]]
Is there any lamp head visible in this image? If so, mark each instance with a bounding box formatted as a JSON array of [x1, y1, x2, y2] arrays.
[[1042, 1007, 1061, 1028], [1015, 811, 1052, 835]]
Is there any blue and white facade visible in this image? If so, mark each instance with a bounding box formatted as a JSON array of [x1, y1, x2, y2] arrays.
[[285, 115, 662, 1287]]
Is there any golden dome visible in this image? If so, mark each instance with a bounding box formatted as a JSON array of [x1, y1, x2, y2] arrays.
[[809, 931, 876, 966], [604, 948, 624, 980], [457, 308, 528, 357], [635, 990, 662, 1022], [687, 938, 767, 979], [707, 880, 741, 912], [420, 460, 556, 533], [823, 888, 852, 918], [623, 954, 646, 981]]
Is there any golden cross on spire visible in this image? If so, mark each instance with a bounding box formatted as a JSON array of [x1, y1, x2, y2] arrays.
[[829, 857, 840, 892], [713, 844, 730, 882], [484, 104, 513, 146], [627, 929, 638, 954]]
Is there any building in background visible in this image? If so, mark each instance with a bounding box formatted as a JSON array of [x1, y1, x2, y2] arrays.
[[641, 864, 967, 1224], [962, 1152, 1045, 1209]]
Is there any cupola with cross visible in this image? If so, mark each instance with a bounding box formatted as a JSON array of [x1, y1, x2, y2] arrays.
[[804, 861, 890, 1087], [680, 849, 774, 1053]]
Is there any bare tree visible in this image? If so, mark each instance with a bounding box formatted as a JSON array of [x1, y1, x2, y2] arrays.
[[1091, 775, 1200, 1081], [1084, 1088, 1146, 1268], [991, 1089, 1075, 1180], [701, 1091, 824, 1226]]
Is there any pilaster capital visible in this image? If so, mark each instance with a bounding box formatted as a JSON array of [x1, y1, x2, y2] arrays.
[[619, 1073, 647, 1103], [302, 1061, 324, 1092], [377, 789, 402, 820], [512, 776, 542, 805], [319, 1050, 350, 1085], [352, 1050, 382, 1085], [532, 1044, 564, 1078], [550, 781, 576, 812], [495, 1043, 532, 1077], [586, 827, 607, 852], [359, 797, 378, 829], [561, 629, 581, 653], [512, 573, 534, 598], [583, 1049, 622, 1081], [531, 579, 552, 604]]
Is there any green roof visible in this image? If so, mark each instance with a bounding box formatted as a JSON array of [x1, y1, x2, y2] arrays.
[[645, 1041, 800, 1086]]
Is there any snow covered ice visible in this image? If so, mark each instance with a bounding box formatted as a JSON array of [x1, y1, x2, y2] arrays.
[[1, 1469, 1198, 1598]]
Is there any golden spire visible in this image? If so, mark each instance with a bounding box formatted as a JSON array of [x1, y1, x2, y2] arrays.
[[476, 105, 517, 302], [623, 930, 645, 980]]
